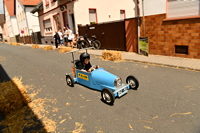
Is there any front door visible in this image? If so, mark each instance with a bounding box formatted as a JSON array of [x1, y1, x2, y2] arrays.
[[63, 11, 69, 28]]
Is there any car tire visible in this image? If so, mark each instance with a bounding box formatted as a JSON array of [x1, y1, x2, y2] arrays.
[[66, 75, 74, 87], [94, 40, 101, 49], [101, 88, 115, 105], [126, 75, 139, 90], [81, 40, 89, 48]]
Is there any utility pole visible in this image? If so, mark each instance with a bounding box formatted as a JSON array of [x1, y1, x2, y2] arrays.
[[142, 0, 145, 37]]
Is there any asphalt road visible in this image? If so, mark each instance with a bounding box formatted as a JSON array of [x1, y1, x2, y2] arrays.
[[0, 43, 200, 133]]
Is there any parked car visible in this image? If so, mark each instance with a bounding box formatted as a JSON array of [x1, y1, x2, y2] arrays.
[[64, 48, 139, 105]]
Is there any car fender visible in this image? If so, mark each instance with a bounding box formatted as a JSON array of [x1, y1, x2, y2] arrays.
[[91, 68, 117, 88]]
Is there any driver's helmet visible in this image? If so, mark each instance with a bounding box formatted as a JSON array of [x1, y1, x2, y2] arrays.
[[80, 52, 90, 63]]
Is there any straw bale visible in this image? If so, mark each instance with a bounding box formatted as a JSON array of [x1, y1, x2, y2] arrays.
[[59, 47, 72, 53], [0, 88, 57, 133], [32, 44, 40, 49], [102, 50, 122, 61], [13, 43, 20, 46], [9, 42, 20, 46], [0, 77, 31, 114], [43, 45, 53, 51]]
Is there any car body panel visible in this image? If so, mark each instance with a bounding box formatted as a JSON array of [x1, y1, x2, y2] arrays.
[[74, 68, 130, 97]]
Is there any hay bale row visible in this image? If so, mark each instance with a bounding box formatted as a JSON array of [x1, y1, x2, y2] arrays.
[[59, 47, 72, 53], [32, 44, 40, 49], [102, 50, 122, 61], [0, 77, 31, 114], [9, 42, 20, 46], [43, 45, 53, 51]]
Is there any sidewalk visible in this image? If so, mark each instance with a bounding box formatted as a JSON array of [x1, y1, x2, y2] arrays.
[[21, 43, 200, 71], [87, 49, 200, 71]]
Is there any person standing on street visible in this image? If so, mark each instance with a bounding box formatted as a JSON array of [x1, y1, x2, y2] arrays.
[[58, 29, 64, 47], [53, 31, 60, 49], [66, 27, 74, 47], [63, 27, 68, 46]]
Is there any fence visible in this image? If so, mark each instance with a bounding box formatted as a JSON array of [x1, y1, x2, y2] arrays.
[[15, 31, 42, 44], [78, 18, 138, 52]]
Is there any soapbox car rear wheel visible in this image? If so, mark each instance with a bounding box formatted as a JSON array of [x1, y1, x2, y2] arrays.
[[66, 75, 74, 87], [101, 88, 115, 105], [126, 75, 139, 90]]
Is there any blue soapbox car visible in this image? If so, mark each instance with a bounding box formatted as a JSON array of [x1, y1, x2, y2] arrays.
[[64, 47, 139, 105]]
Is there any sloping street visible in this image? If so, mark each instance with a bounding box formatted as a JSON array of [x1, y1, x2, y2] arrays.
[[0, 43, 200, 133]]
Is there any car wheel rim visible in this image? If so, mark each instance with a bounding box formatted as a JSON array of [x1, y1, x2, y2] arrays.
[[67, 78, 72, 85], [128, 80, 136, 88], [103, 92, 111, 103]]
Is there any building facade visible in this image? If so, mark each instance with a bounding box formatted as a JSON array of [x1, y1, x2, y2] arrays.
[[34, 0, 137, 44], [16, 0, 41, 37]]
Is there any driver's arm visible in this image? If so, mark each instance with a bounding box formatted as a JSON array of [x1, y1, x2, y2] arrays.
[[87, 67, 94, 72]]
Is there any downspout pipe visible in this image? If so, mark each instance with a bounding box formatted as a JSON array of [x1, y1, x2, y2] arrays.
[[136, 0, 140, 53]]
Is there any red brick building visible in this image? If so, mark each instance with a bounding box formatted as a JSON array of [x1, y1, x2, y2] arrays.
[[139, 0, 200, 59]]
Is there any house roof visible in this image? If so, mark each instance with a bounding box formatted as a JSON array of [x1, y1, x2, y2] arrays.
[[3, 0, 15, 16], [30, 1, 43, 13], [20, 0, 42, 6]]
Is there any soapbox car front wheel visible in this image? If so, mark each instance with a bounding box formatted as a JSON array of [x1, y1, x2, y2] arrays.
[[126, 75, 139, 90], [101, 88, 115, 105], [66, 75, 74, 87]]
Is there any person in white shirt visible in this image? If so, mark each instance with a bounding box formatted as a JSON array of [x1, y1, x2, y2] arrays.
[[63, 27, 68, 46], [58, 29, 64, 47], [66, 27, 74, 47]]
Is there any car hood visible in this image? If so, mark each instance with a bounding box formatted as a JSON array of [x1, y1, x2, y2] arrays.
[[91, 68, 117, 87]]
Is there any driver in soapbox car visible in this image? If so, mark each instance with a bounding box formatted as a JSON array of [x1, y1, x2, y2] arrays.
[[76, 52, 99, 72]]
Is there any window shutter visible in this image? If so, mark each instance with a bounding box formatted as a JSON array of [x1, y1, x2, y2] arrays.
[[168, 0, 200, 18], [44, 20, 51, 28]]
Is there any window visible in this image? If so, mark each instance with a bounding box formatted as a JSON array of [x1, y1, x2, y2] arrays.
[[43, 19, 52, 32], [22, 11, 25, 20], [167, 0, 200, 18], [45, 0, 49, 5], [20, 13, 23, 21], [120, 10, 125, 20], [89, 9, 97, 24], [175, 45, 188, 54]]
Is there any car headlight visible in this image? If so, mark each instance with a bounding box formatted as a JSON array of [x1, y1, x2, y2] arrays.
[[114, 77, 122, 87]]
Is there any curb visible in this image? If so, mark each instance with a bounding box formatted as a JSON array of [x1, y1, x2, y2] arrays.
[[87, 53, 200, 72], [124, 59, 200, 72]]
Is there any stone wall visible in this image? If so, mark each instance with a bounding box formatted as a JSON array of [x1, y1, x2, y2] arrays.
[[140, 14, 200, 59]]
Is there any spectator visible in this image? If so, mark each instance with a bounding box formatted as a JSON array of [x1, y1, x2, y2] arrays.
[[58, 29, 64, 47], [63, 27, 68, 46], [53, 31, 60, 49], [66, 27, 74, 47]]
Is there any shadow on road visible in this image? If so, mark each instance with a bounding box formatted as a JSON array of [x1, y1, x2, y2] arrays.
[[0, 64, 48, 133]]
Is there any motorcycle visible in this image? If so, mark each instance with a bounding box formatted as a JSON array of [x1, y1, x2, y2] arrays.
[[76, 34, 101, 49]]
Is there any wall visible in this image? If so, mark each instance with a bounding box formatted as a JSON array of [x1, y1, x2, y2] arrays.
[[25, 7, 40, 33], [139, 0, 166, 16], [2, 22, 9, 42], [140, 14, 200, 59], [4, 6, 13, 38], [10, 16, 19, 36], [16, 0, 29, 36], [74, 0, 136, 33]]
